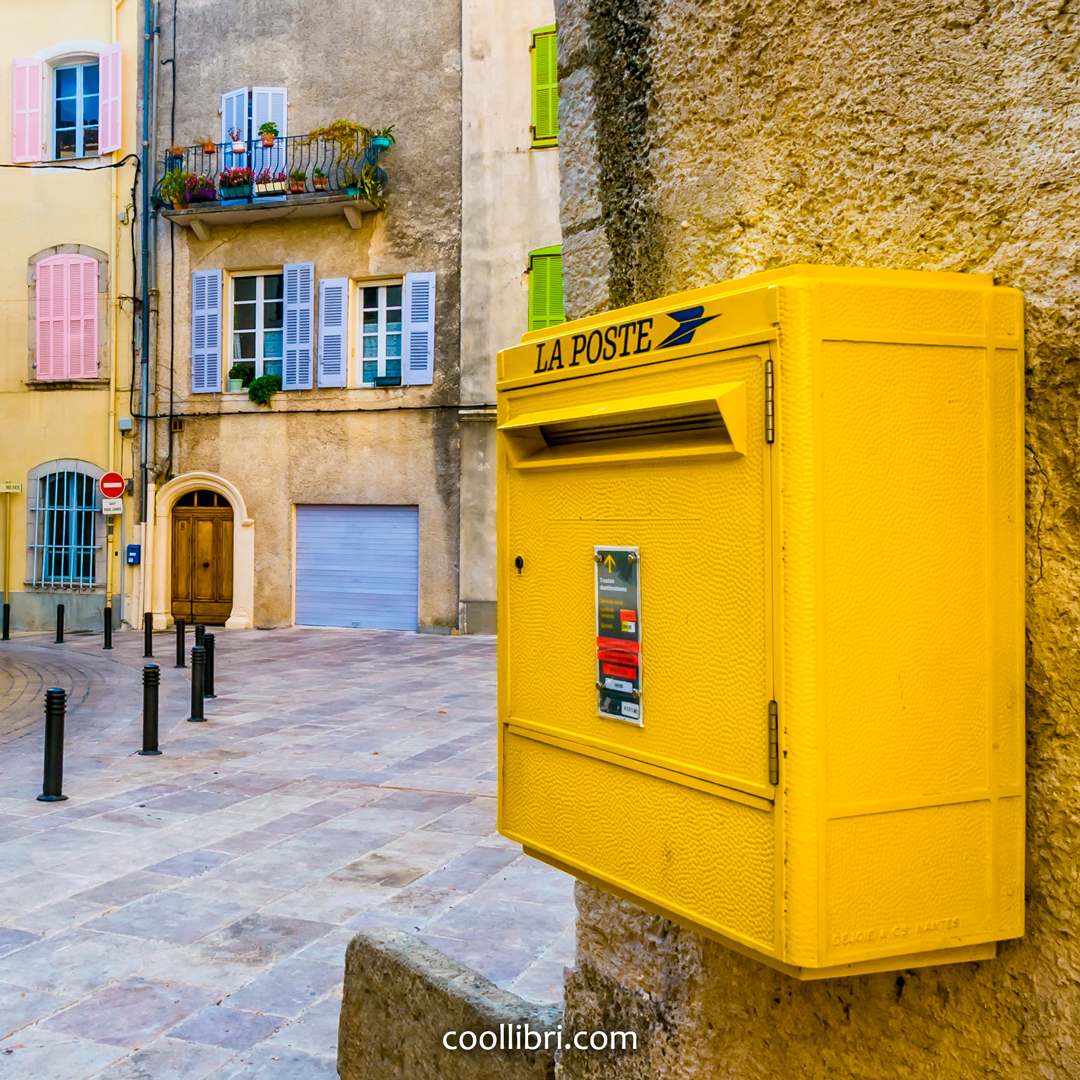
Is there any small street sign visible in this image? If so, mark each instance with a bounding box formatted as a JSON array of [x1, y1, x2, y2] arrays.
[[2, 482, 21, 493], [99, 472, 126, 499], [102, 498, 124, 516]]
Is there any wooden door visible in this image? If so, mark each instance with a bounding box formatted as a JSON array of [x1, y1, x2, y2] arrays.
[[171, 494, 233, 624]]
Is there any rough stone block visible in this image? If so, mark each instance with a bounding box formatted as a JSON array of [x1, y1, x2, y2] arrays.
[[559, 69, 603, 231], [560, 229, 612, 320], [338, 927, 561, 1080]]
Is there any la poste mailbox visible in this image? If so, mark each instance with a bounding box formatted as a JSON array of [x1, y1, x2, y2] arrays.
[[496, 264, 1024, 979]]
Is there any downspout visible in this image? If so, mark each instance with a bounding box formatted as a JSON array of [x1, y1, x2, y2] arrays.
[[138, 0, 160, 619], [110, 0, 126, 624]]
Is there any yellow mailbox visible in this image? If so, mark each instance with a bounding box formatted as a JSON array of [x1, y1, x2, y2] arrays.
[[496, 264, 1024, 979]]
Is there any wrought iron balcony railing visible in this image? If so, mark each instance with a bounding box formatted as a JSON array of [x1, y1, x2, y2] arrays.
[[153, 130, 389, 217]]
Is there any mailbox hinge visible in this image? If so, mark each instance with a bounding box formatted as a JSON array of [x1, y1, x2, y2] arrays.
[[768, 700, 779, 785], [765, 358, 775, 443]]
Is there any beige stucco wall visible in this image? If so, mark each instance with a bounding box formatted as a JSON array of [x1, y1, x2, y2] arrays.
[[459, 0, 561, 627], [552, 0, 1080, 1076], [0, 0, 138, 631], [147, 0, 463, 631]]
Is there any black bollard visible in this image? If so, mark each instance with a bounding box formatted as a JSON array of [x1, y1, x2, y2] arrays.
[[2, 602, 9, 640], [175, 618, 186, 668], [38, 688, 68, 801], [55, 603, 64, 644], [194, 623, 205, 647], [139, 664, 162, 755], [187, 645, 206, 722], [103, 606, 112, 650], [143, 612, 153, 657], [204, 633, 216, 698]]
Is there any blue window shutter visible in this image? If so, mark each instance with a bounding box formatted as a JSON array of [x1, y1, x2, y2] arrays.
[[318, 277, 348, 387], [191, 269, 222, 393], [284, 262, 314, 390], [402, 272, 435, 386]]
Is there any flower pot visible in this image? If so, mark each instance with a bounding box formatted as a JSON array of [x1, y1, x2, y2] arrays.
[[289, 182, 305, 194], [221, 183, 252, 200], [345, 186, 360, 199], [231, 140, 246, 153], [261, 134, 275, 148], [227, 378, 243, 393], [190, 188, 216, 203], [313, 177, 327, 191], [203, 143, 216, 154], [372, 136, 392, 152], [256, 182, 287, 196], [171, 199, 187, 210]]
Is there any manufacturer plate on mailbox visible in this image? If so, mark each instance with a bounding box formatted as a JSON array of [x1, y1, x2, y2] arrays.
[[595, 545, 642, 726]]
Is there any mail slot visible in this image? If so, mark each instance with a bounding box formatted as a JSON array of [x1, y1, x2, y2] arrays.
[[496, 264, 1024, 979]]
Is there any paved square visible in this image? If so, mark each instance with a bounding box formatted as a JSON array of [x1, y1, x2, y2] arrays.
[[0, 628, 574, 1078]]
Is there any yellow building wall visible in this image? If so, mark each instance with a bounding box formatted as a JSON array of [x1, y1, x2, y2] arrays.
[[0, 0, 138, 630]]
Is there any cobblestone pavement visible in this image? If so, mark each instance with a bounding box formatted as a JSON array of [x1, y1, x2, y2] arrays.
[[0, 628, 575, 1079]]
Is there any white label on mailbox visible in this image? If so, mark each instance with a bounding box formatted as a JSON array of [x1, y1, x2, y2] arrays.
[[595, 545, 642, 727]]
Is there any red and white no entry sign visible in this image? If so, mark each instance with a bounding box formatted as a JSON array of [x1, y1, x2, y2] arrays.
[[99, 472, 126, 499]]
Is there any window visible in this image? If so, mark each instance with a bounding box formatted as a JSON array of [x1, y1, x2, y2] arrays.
[[528, 246, 565, 332], [359, 283, 403, 386], [54, 62, 98, 159], [229, 273, 284, 389], [29, 468, 100, 588], [531, 26, 558, 147]]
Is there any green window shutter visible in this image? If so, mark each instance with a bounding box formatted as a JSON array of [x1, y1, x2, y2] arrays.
[[531, 27, 558, 146], [529, 247, 565, 332]]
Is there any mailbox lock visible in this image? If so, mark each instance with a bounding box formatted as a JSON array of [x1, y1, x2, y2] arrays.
[[514, 555, 524, 574], [628, 553, 638, 563]]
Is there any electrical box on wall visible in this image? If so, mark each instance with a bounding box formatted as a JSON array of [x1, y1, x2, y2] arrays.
[[495, 264, 1024, 980]]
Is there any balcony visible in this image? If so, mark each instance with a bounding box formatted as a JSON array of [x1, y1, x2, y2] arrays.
[[153, 130, 390, 240]]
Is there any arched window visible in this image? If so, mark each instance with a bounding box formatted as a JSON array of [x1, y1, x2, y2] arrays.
[[26, 461, 103, 589]]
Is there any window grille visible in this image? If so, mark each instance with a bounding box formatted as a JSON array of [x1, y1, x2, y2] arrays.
[[29, 468, 100, 588]]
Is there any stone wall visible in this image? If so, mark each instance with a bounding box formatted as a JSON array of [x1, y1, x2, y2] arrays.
[[554, 0, 1080, 1076]]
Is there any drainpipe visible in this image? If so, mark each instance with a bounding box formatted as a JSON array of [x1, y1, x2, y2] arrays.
[[139, 0, 160, 525]]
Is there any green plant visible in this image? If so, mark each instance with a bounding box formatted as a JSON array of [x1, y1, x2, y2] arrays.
[[247, 373, 281, 405], [313, 166, 326, 178], [228, 363, 252, 386], [308, 119, 374, 150], [257, 121, 279, 138], [289, 168, 306, 181], [374, 125, 395, 144], [160, 168, 191, 203]]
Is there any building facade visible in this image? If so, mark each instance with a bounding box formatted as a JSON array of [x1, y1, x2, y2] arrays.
[[0, 0, 138, 633], [551, 1, 1080, 1077], [127, 0, 560, 635]]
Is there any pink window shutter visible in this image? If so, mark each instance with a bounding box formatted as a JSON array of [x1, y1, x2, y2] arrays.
[[98, 43, 122, 154], [13, 58, 44, 163], [69, 257, 99, 377], [35, 255, 98, 380]]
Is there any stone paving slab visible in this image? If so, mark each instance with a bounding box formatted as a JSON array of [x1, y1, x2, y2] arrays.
[[0, 628, 575, 1077]]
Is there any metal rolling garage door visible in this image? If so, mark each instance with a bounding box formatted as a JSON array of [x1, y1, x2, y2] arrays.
[[295, 505, 419, 630]]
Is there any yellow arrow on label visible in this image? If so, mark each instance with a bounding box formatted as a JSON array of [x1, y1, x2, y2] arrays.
[[602, 554, 617, 572]]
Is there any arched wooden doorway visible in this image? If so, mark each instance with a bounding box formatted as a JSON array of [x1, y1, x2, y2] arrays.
[[171, 489, 233, 624]]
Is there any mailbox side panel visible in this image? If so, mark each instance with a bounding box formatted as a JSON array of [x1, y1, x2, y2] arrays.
[[803, 277, 1025, 968]]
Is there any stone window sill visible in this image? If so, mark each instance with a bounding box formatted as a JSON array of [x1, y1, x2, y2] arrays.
[[27, 378, 111, 391]]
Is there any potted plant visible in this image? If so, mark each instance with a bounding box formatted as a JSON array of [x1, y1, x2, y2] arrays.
[[312, 166, 328, 191], [219, 166, 253, 199], [198, 135, 216, 154], [258, 121, 278, 148], [247, 373, 281, 405], [160, 167, 190, 209], [228, 127, 246, 154], [188, 174, 216, 202], [255, 168, 288, 195], [227, 363, 249, 393], [371, 125, 395, 152], [288, 168, 306, 194]]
